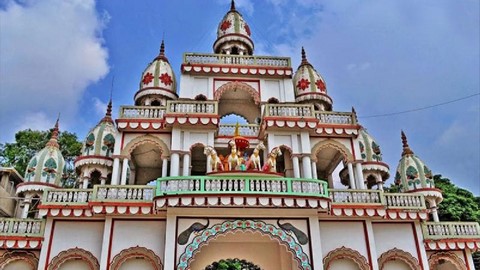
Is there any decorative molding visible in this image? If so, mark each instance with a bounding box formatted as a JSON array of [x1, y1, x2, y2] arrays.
[[377, 248, 420, 270], [311, 139, 354, 162], [121, 134, 170, 158], [214, 81, 260, 105], [0, 250, 38, 269], [110, 246, 163, 270], [48, 247, 99, 270], [428, 251, 467, 270], [323, 246, 370, 270]]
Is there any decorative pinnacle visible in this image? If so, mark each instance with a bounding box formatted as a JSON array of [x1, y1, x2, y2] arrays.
[[231, 0, 236, 11], [401, 130, 414, 156], [160, 39, 165, 56], [46, 117, 60, 148], [234, 122, 240, 137], [300, 47, 310, 66], [101, 98, 114, 123]]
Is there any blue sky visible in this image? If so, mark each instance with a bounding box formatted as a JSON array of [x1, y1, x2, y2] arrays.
[[1, 0, 479, 195]]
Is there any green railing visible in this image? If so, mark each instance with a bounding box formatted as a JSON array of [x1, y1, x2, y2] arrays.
[[183, 53, 291, 68], [156, 176, 329, 198], [422, 222, 480, 239], [43, 188, 93, 205], [92, 185, 154, 202], [0, 218, 45, 237]]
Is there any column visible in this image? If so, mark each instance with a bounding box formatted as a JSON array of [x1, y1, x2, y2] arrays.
[[413, 221, 430, 270], [120, 158, 129, 185], [327, 175, 334, 189], [99, 217, 113, 270], [206, 155, 212, 173], [311, 161, 318, 179], [82, 177, 89, 189], [170, 152, 180, 176], [309, 216, 324, 269], [21, 198, 30, 218], [111, 157, 120, 185], [37, 218, 54, 269], [182, 153, 190, 176], [163, 213, 178, 270], [365, 220, 380, 270], [292, 156, 300, 178], [302, 156, 312, 179], [347, 162, 355, 189], [162, 158, 169, 177], [376, 176, 384, 191], [355, 162, 365, 189], [430, 200, 439, 222]]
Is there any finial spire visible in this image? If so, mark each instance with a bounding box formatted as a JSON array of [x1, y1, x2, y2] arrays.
[[46, 116, 60, 148], [231, 0, 236, 11], [160, 39, 165, 56], [234, 122, 240, 137], [300, 47, 310, 66], [401, 130, 414, 156]]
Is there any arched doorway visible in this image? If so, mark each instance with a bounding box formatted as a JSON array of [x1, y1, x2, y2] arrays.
[[190, 144, 206, 176], [215, 81, 261, 125], [311, 140, 353, 188], [429, 252, 467, 270]]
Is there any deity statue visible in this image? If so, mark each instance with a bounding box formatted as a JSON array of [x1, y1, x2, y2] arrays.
[[262, 147, 282, 173], [226, 140, 240, 171]]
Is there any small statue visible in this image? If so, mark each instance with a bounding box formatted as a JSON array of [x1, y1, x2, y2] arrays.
[[262, 147, 282, 173], [204, 146, 224, 172], [247, 142, 265, 170], [227, 140, 239, 171]]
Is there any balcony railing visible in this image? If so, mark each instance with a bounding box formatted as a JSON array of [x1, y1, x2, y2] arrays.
[[43, 189, 93, 205], [119, 106, 166, 119], [330, 189, 383, 204], [183, 53, 291, 68], [0, 218, 45, 237], [92, 185, 154, 202], [218, 124, 260, 137], [384, 193, 426, 209], [166, 100, 218, 115], [422, 222, 480, 239], [156, 176, 329, 198], [315, 111, 357, 125], [264, 104, 315, 118]]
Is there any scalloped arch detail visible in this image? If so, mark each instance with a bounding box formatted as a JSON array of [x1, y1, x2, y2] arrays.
[[122, 134, 171, 158], [214, 81, 260, 105], [428, 252, 467, 270], [110, 246, 163, 270], [323, 246, 370, 270], [48, 247, 99, 270], [311, 139, 353, 162], [378, 248, 420, 270], [0, 251, 38, 269]]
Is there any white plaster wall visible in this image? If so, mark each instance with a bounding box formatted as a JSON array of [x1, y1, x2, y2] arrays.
[[58, 260, 91, 270], [49, 221, 104, 265], [4, 260, 34, 270], [110, 219, 166, 264], [184, 131, 210, 150], [382, 260, 411, 270], [192, 77, 209, 98], [263, 79, 282, 101], [373, 223, 418, 260], [319, 221, 369, 261], [119, 258, 155, 270], [329, 259, 361, 270]]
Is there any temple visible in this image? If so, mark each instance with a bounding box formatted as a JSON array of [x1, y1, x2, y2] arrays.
[[0, 1, 479, 270]]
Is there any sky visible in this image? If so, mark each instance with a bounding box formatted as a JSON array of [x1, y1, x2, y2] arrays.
[[0, 0, 479, 195]]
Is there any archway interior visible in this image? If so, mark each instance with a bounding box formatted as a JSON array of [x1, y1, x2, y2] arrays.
[[130, 142, 163, 184], [119, 258, 155, 270], [190, 231, 298, 270], [191, 145, 207, 176], [277, 146, 293, 177], [382, 260, 412, 270], [56, 260, 91, 270], [433, 260, 460, 270], [4, 261, 34, 270], [314, 147, 347, 188], [218, 87, 260, 125], [328, 259, 361, 270]]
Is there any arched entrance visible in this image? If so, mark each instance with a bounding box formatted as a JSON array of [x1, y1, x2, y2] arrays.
[[178, 220, 312, 270], [429, 252, 467, 270], [311, 140, 353, 188], [215, 81, 261, 125]]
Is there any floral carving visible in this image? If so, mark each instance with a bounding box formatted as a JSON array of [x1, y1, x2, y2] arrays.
[[102, 133, 115, 157], [142, 72, 154, 84], [42, 157, 57, 183], [159, 72, 173, 86], [85, 133, 95, 155], [296, 78, 310, 90], [220, 20, 231, 31], [315, 79, 326, 92]]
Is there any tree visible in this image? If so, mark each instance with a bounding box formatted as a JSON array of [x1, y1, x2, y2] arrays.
[[0, 129, 82, 177]]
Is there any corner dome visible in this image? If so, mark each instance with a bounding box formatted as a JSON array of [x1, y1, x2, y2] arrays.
[[293, 48, 332, 111], [358, 126, 390, 183], [213, 0, 254, 55], [75, 100, 118, 169], [394, 131, 442, 203], [24, 120, 65, 186], [135, 40, 178, 106]]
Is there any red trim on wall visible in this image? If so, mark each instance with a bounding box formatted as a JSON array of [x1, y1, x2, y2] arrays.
[[411, 222, 425, 270], [120, 133, 125, 152], [350, 138, 357, 160], [74, 155, 113, 163], [362, 220, 374, 270], [463, 249, 471, 270], [44, 219, 56, 270]]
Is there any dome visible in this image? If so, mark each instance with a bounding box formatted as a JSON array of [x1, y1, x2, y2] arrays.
[[75, 100, 118, 170], [358, 126, 390, 184], [213, 0, 254, 55], [394, 131, 442, 203], [134, 40, 178, 105], [24, 120, 65, 186], [293, 48, 332, 111]]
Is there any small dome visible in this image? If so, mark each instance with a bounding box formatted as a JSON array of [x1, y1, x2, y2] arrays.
[[24, 120, 65, 185], [394, 131, 442, 203], [134, 40, 178, 105], [358, 126, 390, 182], [293, 48, 332, 111], [213, 0, 254, 55]]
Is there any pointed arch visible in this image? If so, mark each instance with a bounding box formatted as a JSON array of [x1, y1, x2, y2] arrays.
[[0, 251, 38, 269], [214, 81, 260, 105], [429, 252, 467, 270], [323, 246, 370, 270], [177, 219, 312, 270], [311, 139, 353, 162], [378, 248, 420, 270], [122, 134, 170, 158], [110, 246, 163, 270], [48, 247, 99, 270]]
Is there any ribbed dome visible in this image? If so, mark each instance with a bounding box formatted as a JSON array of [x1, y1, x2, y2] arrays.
[[293, 48, 332, 111], [134, 40, 178, 105], [394, 131, 439, 196], [213, 0, 254, 55], [24, 120, 65, 185], [358, 126, 390, 185]]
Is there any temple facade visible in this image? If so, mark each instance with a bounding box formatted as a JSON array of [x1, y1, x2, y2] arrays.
[[1, 2, 479, 270]]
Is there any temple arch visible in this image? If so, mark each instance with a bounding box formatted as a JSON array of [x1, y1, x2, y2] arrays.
[[110, 246, 163, 270], [323, 246, 370, 270], [0, 251, 38, 270], [429, 252, 467, 270], [48, 247, 99, 270], [378, 248, 420, 270]]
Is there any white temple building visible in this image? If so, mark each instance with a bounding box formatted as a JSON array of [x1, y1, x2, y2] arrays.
[[0, 1, 479, 269]]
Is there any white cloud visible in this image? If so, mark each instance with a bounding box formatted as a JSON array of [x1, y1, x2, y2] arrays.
[[0, 0, 109, 142], [93, 97, 108, 118], [15, 111, 55, 132]]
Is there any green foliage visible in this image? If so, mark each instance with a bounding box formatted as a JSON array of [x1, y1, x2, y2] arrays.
[[204, 258, 260, 270], [0, 129, 82, 176], [433, 175, 480, 223]]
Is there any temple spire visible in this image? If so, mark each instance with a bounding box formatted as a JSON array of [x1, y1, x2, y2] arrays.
[[46, 116, 60, 148], [230, 0, 236, 11], [401, 130, 414, 156], [300, 47, 310, 66], [155, 39, 169, 62]]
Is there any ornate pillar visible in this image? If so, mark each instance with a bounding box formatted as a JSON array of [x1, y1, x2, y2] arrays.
[[354, 162, 365, 189], [302, 156, 312, 179], [21, 197, 31, 218], [292, 155, 300, 178], [429, 199, 440, 222], [162, 157, 169, 177], [327, 175, 334, 189], [82, 177, 89, 189], [182, 153, 191, 176], [347, 162, 355, 189], [206, 155, 212, 173], [170, 152, 180, 176], [120, 158, 129, 185], [311, 161, 318, 179], [111, 156, 121, 185]]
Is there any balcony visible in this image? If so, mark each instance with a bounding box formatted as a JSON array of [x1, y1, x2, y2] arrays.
[[166, 100, 217, 115], [264, 104, 315, 118], [422, 222, 480, 240], [0, 218, 45, 237], [315, 111, 357, 125], [119, 105, 166, 119], [218, 124, 260, 137], [183, 53, 291, 68]]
